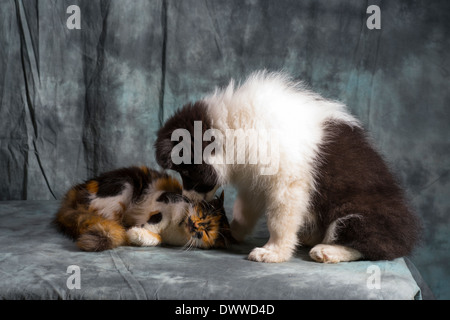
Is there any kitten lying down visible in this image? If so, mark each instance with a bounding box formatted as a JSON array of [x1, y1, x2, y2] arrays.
[[128, 191, 231, 250], [54, 166, 233, 251]]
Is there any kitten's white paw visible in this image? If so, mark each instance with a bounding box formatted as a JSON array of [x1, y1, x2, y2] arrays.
[[247, 247, 290, 263], [127, 227, 161, 247], [309, 244, 362, 263]]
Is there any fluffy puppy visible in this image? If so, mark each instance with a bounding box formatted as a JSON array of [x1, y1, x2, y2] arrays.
[[155, 71, 421, 263]]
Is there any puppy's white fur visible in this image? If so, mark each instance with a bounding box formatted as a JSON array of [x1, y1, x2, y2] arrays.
[[201, 71, 360, 263]]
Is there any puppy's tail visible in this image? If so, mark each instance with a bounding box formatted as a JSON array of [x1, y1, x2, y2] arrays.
[[54, 188, 128, 252]]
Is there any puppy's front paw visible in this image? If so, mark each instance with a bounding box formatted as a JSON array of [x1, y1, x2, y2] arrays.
[[127, 227, 161, 247], [247, 247, 290, 263]]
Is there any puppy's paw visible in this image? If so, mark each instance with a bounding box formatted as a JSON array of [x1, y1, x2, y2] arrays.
[[127, 227, 161, 247], [247, 246, 290, 263], [309, 244, 362, 263]]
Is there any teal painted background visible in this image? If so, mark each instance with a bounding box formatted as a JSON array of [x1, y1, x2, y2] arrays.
[[1, 0, 449, 299]]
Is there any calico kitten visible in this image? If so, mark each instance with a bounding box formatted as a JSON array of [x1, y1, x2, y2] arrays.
[[155, 71, 421, 263], [185, 192, 234, 249], [54, 166, 233, 251]]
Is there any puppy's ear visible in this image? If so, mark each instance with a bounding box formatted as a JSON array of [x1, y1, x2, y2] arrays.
[[154, 136, 174, 170]]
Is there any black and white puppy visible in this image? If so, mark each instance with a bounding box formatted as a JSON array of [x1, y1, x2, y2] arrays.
[[155, 71, 421, 263]]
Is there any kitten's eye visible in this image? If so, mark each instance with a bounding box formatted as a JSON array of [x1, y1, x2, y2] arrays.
[[148, 212, 162, 224]]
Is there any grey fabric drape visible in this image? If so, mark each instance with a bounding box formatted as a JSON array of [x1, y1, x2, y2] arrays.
[[0, 0, 449, 299]]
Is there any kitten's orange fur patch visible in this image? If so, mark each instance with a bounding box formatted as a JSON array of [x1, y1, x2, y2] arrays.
[[146, 230, 162, 243], [193, 204, 204, 218], [102, 220, 127, 245], [202, 230, 217, 247], [86, 180, 99, 194], [77, 214, 103, 234], [119, 201, 127, 212], [66, 188, 78, 203], [155, 176, 182, 193], [140, 166, 149, 175]]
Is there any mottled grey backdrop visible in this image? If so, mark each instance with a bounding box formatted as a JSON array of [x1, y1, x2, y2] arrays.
[[1, 0, 449, 298]]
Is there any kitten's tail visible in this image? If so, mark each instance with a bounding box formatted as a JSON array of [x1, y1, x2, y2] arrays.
[[75, 216, 128, 252], [54, 188, 128, 252]]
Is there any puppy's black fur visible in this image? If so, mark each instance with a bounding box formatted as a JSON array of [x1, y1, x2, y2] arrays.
[[155, 101, 218, 194], [310, 122, 422, 260]]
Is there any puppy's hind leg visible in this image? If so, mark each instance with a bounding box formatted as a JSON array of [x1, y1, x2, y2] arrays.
[[309, 244, 363, 263], [309, 214, 364, 263]]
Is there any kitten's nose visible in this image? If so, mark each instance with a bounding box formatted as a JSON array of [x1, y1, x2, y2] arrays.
[[195, 232, 203, 239]]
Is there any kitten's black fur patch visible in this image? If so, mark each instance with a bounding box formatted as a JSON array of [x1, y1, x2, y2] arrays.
[[310, 122, 422, 260], [94, 167, 149, 201], [93, 166, 168, 203], [155, 101, 218, 193], [148, 212, 163, 224]]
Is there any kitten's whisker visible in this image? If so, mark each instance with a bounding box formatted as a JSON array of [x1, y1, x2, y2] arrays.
[[180, 238, 193, 252], [188, 238, 196, 251], [186, 239, 193, 251], [180, 241, 189, 251]]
